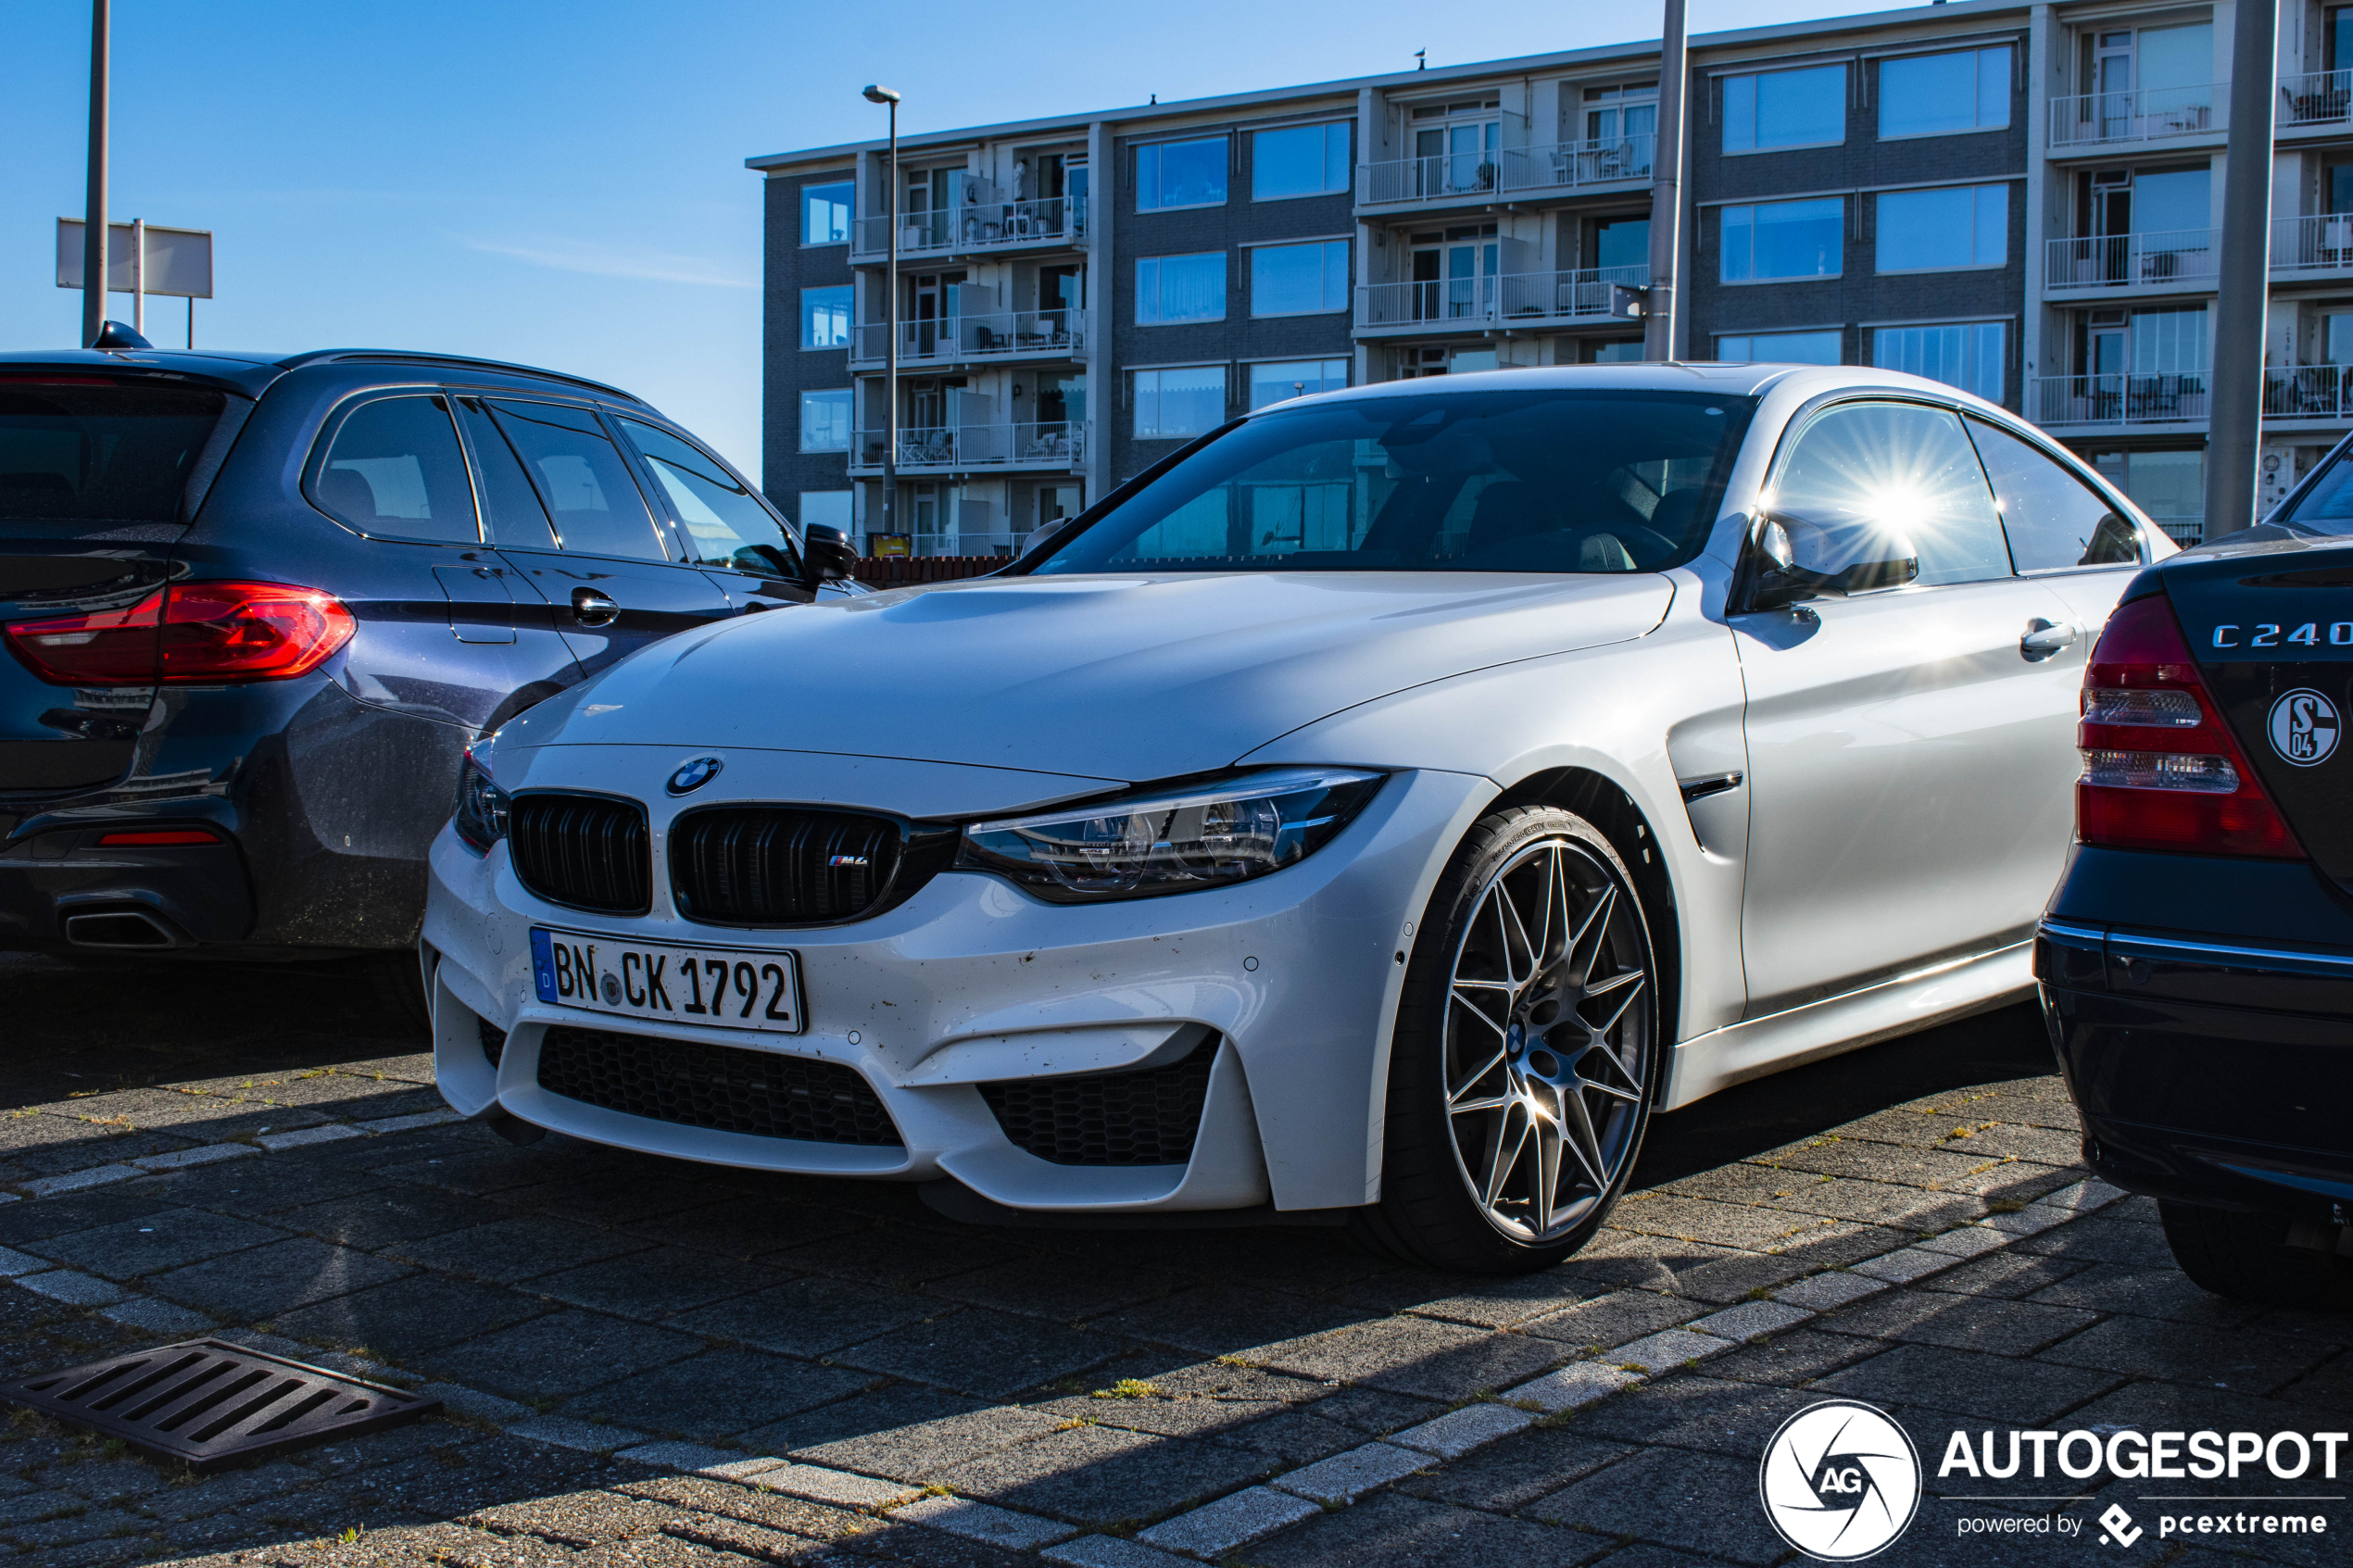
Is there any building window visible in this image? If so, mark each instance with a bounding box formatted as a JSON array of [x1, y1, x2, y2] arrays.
[[1591, 340, 1646, 363], [800, 182, 853, 245], [1253, 123, 1351, 201], [1136, 253, 1227, 325], [1877, 184, 2008, 273], [1879, 47, 2012, 140], [1722, 63, 1846, 154], [1720, 198, 1843, 282], [1715, 330, 1843, 365], [799, 389, 850, 452], [1248, 358, 1349, 409], [1873, 321, 2007, 403], [799, 489, 853, 533], [800, 286, 851, 350], [1134, 366, 1227, 438], [2092, 448, 2203, 540], [1136, 137, 1228, 210], [1250, 240, 1350, 317]]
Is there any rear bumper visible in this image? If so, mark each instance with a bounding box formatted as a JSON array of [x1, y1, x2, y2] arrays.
[[2037, 847, 2353, 1217]]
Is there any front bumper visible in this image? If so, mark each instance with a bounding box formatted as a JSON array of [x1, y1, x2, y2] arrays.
[[2038, 896, 2353, 1219], [423, 749, 1494, 1213]]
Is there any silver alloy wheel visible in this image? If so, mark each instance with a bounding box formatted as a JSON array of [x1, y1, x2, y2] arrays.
[[1442, 836, 1651, 1243]]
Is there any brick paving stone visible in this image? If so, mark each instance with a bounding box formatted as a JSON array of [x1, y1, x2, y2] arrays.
[[19, 1163, 142, 1196], [923, 1258, 1183, 1323], [1045, 1529, 1197, 1568], [2007, 1210, 2177, 1268], [777, 1398, 1060, 1481], [1292, 1386, 1445, 1434], [1571, 1373, 1823, 1461], [421, 1309, 707, 1399], [562, 1347, 877, 1441], [936, 1422, 1275, 1526], [27, 1209, 284, 1279], [0, 1244, 42, 1275], [1257, 1314, 1563, 1399], [1914, 1223, 2010, 1259], [258, 1125, 364, 1150], [770, 1224, 1027, 1289], [1529, 1446, 1781, 1563], [129, 1154, 384, 1217], [1517, 1286, 1705, 1348], [1607, 1191, 1853, 1251], [501, 1415, 653, 1453], [1397, 1424, 1632, 1511], [2023, 1261, 2270, 1326], [1251, 1489, 1602, 1568], [2034, 1316, 2335, 1393], [1695, 1328, 1887, 1389], [1816, 1341, 2124, 1425], [1774, 1270, 1890, 1311], [270, 1272, 551, 1361], [1769, 1176, 1986, 1231], [1504, 1360, 1643, 1411], [394, 1215, 655, 1284], [1815, 1288, 2100, 1358], [1268, 1440, 1432, 1504], [1134, 1486, 1321, 1558], [533, 1247, 786, 1320], [889, 1494, 1077, 1549], [16, 1268, 125, 1305], [611, 1198, 865, 1260], [1914, 1249, 2092, 1301], [1849, 1247, 1965, 1285], [1096, 1284, 1368, 1357], [147, 1236, 413, 1319], [1386, 1401, 1535, 1459], [272, 1185, 498, 1248], [1688, 1298, 1814, 1341], [1333, 1266, 1607, 1328], [723, 1461, 922, 1510], [835, 1306, 1127, 1399], [1193, 1408, 1364, 1464], [130, 1142, 263, 1172], [1663, 1248, 1817, 1304], [99, 1295, 215, 1335], [667, 1274, 938, 1357], [1611, 1327, 1733, 1374]]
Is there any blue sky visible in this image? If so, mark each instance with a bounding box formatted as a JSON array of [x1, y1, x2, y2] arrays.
[[3, 0, 1902, 476]]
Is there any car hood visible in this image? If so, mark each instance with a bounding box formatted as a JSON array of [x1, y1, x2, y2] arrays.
[[498, 571, 1677, 783]]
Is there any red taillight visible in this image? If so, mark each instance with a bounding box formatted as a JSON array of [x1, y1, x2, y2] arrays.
[[4, 581, 355, 685], [95, 829, 219, 847], [2076, 594, 2305, 859]]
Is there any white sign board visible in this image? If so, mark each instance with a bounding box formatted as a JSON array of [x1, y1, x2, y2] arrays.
[[56, 220, 213, 299]]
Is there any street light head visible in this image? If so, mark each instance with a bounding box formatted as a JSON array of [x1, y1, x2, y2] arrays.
[[862, 84, 901, 105]]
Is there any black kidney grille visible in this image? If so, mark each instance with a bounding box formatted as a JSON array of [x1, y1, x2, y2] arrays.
[[508, 794, 649, 914], [671, 808, 905, 924], [978, 1036, 1219, 1167], [536, 1024, 902, 1147]]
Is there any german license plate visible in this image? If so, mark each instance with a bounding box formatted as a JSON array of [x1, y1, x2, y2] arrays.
[[530, 928, 803, 1034]]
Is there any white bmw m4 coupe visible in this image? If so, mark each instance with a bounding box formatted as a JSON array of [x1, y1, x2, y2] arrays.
[[424, 363, 2169, 1273]]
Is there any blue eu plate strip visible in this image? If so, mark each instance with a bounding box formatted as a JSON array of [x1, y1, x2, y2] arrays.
[[530, 928, 559, 1004]]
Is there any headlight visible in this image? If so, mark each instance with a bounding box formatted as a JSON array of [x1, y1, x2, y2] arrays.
[[955, 768, 1383, 902], [452, 746, 510, 855]]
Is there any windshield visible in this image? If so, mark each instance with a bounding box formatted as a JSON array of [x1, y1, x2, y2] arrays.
[[0, 378, 228, 523], [1026, 387, 1755, 574], [2275, 441, 2353, 537]]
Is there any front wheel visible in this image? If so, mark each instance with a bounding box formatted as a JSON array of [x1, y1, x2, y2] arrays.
[[1353, 805, 1661, 1274]]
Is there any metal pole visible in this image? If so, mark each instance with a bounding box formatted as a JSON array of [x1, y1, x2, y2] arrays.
[[2206, 0, 2279, 538], [132, 218, 144, 338], [884, 100, 900, 546], [1643, 0, 1687, 361], [82, 0, 108, 348]]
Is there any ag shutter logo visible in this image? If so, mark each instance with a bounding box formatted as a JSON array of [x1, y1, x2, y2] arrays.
[[1759, 1399, 1922, 1561], [2267, 690, 2342, 767], [667, 756, 725, 796]]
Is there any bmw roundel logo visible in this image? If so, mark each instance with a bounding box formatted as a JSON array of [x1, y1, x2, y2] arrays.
[[2268, 689, 2341, 768], [666, 756, 724, 796]]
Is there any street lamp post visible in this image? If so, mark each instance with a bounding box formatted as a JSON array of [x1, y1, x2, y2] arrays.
[[1643, 0, 1687, 361], [863, 84, 903, 549], [82, 0, 109, 349]]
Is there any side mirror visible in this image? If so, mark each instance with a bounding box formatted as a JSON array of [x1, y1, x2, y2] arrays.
[[1748, 511, 1919, 611], [800, 524, 858, 589]]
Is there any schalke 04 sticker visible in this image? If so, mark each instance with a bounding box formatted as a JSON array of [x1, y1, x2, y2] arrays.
[[2267, 689, 2342, 768]]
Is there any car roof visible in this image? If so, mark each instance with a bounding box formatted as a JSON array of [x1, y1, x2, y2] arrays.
[[0, 347, 645, 405], [1294, 361, 1975, 406]]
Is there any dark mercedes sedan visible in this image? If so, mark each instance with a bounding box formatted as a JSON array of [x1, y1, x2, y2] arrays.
[[2038, 464, 2353, 1310], [1, 337, 852, 1022]]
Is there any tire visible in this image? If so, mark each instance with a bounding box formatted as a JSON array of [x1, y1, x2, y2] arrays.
[[1352, 804, 1663, 1275], [366, 951, 434, 1039], [2158, 1199, 2353, 1311]]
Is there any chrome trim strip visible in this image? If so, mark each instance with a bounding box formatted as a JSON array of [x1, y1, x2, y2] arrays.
[[2105, 928, 2353, 976]]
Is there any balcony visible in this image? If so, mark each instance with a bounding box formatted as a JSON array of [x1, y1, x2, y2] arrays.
[[2271, 213, 2353, 275], [2031, 371, 2209, 427], [2264, 365, 2353, 421], [850, 196, 1083, 262], [1356, 266, 1648, 332], [1360, 135, 1654, 207], [849, 421, 1088, 475], [849, 309, 1082, 370], [2044, 230, 2218, 293], [2279, 69, 2353, 131], [2048, 84, 2222, 149]]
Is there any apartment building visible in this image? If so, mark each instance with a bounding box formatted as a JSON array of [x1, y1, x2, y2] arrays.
[[751, 0, 2340, 555]]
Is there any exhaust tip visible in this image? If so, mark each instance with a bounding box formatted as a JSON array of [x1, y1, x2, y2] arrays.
[[63, 910, 180, 949]]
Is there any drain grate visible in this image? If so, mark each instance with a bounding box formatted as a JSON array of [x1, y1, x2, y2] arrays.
[[0, 1339, 441, 1472]]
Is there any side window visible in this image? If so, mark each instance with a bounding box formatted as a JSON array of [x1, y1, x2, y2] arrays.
[[1965, 417, 2142, 571], [312, 395, 478, 542], [617, 418, 800, 577], [456, 397, 556, 548], [485, 400, 669, 561], [1771, 401, 2010, 587]]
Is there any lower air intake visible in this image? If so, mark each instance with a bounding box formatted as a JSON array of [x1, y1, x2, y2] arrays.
[[536, 1024, 902, 1147], [977, 1036, 1219, 1166]]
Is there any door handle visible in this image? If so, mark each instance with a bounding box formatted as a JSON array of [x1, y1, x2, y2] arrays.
[[571, 588, 621, 627], [2020, 618, 2079, 661]]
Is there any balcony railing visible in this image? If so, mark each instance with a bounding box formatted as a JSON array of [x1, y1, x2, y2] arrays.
[[850, 421, 1088, 473], [2264, 365, 2353, 420], [2150, 516, 2204, 546], [1357, 265, 1649, 329], [1361, 136, 1655, 205], [2280, 69, 2353, 130], [2031, 372, 2209, 426], [2048, 84, 2222, 147], [2271, 213, 2353, 273], [2044, 230, 2218, 291], [851, 196, 1083, 259], [849, 309, 1082, 367]]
